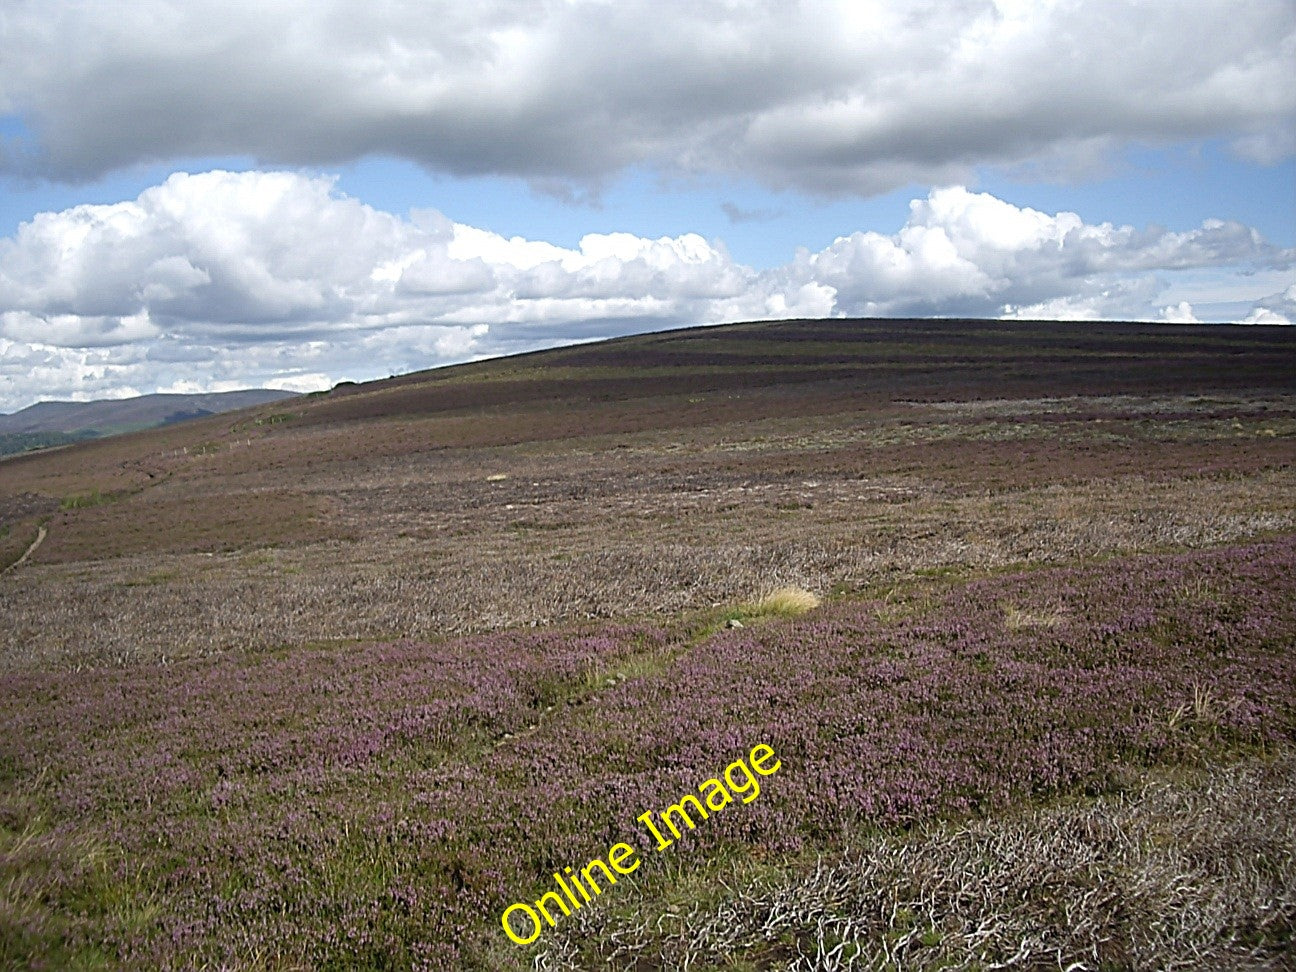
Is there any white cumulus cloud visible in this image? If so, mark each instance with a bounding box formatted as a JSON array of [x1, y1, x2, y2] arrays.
[[1158, 301, 1202, 324], [777, 186, 1291, 319], [0, 171, 1291, 411], [1240, 284, 1296, 325]]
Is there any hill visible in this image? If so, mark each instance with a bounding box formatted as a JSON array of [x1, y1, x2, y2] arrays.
[[1, 317, 1294, 969], [2, 315, 1294, 651], [0, 388, 298, 456]]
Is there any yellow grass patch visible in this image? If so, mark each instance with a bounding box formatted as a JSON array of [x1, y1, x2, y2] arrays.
[[1002, 604, 1069, 631], [748, 586, 822, 618]]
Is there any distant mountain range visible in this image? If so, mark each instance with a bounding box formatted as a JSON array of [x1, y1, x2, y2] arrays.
[[0, 389, 298, 456]]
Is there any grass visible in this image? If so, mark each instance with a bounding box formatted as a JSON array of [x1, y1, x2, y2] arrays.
[[741, 586, 822, 619], [1001, 603, 1069, 631], [59, 489, 114, 510], [581, 645, 677, 690], [545, 750, 1296, 969], [119, 568, 177, 588], [1167, 683, 1238, 734]]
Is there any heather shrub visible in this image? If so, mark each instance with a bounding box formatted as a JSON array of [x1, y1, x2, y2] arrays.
[[0, 538, 1292, 968], [541, 753, 1296, 969]]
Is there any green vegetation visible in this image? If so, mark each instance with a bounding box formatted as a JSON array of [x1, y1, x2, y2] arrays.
[[59, 490, 114, 510], [120, 568, 177, 588], [0, 430, 99, 457]]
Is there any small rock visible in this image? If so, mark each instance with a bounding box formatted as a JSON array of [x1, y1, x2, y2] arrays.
[[726, 618, 745, 629]]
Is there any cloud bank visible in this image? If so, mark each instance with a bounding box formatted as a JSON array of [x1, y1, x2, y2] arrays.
[[0, 169, 1291, 411], [2, 0, 1293, 192]]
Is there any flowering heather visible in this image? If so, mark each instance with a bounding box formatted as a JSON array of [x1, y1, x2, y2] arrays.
[[2, 538, 1294, 968], [543, 752, 1296, 969]]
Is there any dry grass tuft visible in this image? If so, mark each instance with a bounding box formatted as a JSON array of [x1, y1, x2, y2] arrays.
[[542, 752, 1296, 970], [1002, 603, 1070, 631], [1168, 682, 1238, 732], [747, 586, 822, 618]]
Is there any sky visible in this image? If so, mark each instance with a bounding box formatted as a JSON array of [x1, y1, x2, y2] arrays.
[[1, 0, 1294, 413]]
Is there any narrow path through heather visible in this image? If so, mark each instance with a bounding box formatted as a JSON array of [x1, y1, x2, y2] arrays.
[[4, 523, 47, 575]]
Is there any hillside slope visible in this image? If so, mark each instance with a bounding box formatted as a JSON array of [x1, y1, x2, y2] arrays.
[[1, 317, 1294, 969], [1, 316, 1293, 664]]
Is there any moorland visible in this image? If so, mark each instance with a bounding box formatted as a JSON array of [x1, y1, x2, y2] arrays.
[[1, 318, 1294, 969]]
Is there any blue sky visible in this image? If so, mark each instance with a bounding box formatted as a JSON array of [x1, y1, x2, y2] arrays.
[[1, 0, 1293, 411], [3, 140, 1291, 272]]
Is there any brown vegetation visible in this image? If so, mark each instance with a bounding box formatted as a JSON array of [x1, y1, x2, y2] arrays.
[[1, 319, 1293, 669], [542, 751, 1296, 970]]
